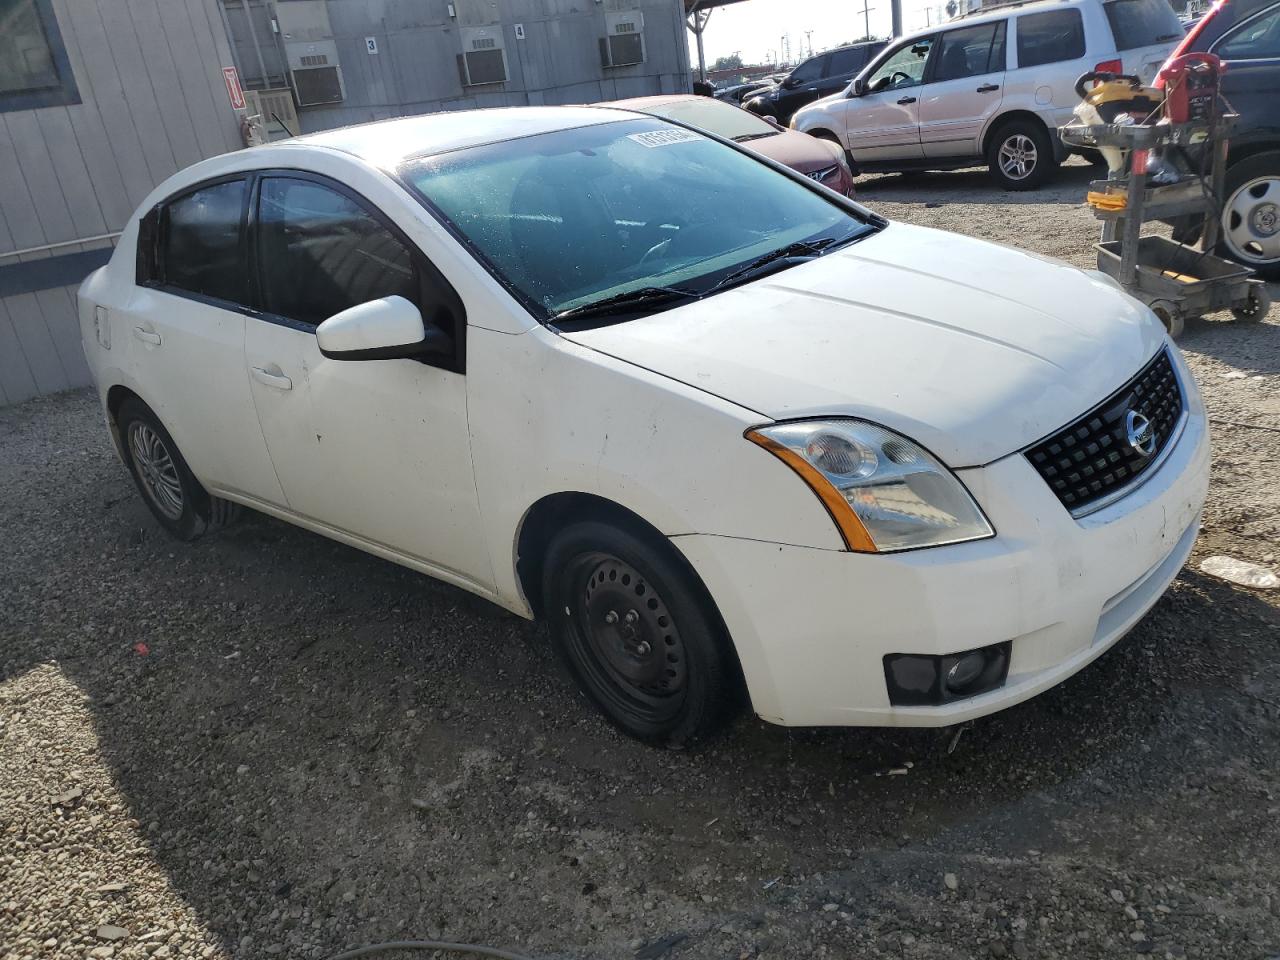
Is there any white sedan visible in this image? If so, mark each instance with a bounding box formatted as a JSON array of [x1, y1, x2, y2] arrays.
[[79, 106, 1209, 746]]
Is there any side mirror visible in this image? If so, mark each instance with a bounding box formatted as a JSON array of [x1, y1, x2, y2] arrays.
[[851, 77, 867, 97], [317, 295, 452, 362], [781, 76, 798, 89]]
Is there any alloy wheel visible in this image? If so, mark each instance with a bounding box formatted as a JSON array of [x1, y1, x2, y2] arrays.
[[998, 134, 1038, 181], [1223, 174, 1280, 267], [128, 421, 184, 521]]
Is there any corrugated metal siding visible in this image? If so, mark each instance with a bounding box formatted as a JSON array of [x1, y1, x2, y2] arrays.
[[0, 0, 243, 406]]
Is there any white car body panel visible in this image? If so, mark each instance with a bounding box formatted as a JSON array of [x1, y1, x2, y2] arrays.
[[77, 109, 1208, 730], [562, 223, 1166, 467]]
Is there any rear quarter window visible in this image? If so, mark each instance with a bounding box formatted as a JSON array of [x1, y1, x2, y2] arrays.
[[1104, 0, 1184, 50], [1016, 8, 1086, 67]]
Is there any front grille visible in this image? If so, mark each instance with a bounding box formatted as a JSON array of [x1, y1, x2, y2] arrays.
[[807, 164, 839, 183], [1025, 349, 1184, 514]]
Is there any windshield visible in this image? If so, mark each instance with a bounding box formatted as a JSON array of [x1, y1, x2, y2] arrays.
[[400, 117, 874, 322], [632, 98, 779, 141], [1104, 0, 1184, 49]]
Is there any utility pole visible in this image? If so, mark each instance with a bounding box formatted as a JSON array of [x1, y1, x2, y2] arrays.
[[804, 30, 813, 57], [856, 0, 876, 39]]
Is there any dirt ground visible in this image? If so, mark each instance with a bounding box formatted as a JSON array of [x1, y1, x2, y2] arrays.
[[3, 159, 1280, 960]]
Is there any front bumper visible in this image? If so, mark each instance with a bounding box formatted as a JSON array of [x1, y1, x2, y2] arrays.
[[673, 375, 1210, 728]]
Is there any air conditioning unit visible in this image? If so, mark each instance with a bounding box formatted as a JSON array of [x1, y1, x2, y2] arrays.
[[600, 11, 645, 68], [457, 26, 508, 86], [275, 0, 345, 106], [244, 88, 300, 141]]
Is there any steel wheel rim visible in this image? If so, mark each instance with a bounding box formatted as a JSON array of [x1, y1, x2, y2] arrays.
[[998, 134, 1037, 181], [566, 553, 687, 725], [1223, 175, 1280, 266], [129, 422, 184, 520]]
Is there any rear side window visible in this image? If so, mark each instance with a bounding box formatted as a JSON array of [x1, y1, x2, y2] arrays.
[[1216, 6, 1280, 59], [1016, 9, 1086, 67], [256, 177, 418, 328], [933, 21, 1007, 81], [828, 46, 865, 75], [159, 179, 248, 304], [1104, 0, 1184, 50]]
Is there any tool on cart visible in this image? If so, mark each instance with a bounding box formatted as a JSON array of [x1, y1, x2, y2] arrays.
[[1060, 66, 1269, 338]]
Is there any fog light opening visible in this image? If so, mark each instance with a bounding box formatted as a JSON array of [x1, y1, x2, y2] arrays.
[[884, 641, 1012, 707], [944, 651, 986, 693]]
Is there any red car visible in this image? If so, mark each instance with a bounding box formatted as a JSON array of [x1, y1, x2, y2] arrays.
[[605, 94, 855, 197]]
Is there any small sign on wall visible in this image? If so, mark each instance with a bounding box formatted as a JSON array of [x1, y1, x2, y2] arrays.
[[514, 23, 526, 39], [365, 36, 378, 54], [222, 66, 245, 109]]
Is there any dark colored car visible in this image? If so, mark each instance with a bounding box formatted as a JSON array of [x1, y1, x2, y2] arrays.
[[714, 79, 778, 104], [606, 94, 855, 195], [1168, 0, 1280, 276], [744, 41, 888, 125]]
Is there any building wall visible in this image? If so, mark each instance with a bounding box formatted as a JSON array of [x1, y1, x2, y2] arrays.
[[0, 0, 244, 406], [226, 0, 691, 132]]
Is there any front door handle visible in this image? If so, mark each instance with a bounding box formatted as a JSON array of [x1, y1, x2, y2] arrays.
[[897, 96, 917, 105], [251, 365, 293, 391], [133, 326, 161, 346], [977, 83, 1000, 93]]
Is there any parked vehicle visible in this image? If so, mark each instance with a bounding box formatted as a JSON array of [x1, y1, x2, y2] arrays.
[[1165, 0, 1280, 277], [714, 79, 777, 104], [607, 94, 855, 195], [745, 41, 888, 124], [791, 0, 1183, 189], [79, 107, 1208, 746]]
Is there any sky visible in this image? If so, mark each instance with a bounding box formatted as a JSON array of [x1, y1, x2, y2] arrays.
[[687, 0, 946, 68]]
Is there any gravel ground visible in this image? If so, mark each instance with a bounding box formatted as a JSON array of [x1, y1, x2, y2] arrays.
[[3, 159, 1280, 960]]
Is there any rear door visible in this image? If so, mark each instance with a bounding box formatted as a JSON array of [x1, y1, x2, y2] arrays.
[[128, 177, 285, 504], [1102, 0, 1184, 82], [821, 45, 873, 98], [845, 36, 935, 161], [777, 54, 831, 122], [920, 20, 1008, 158]]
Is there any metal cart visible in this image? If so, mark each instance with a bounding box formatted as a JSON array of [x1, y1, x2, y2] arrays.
[[1059, 115, 1270, 337]]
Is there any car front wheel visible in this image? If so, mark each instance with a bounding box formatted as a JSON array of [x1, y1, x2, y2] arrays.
[[987, 120, 1056, 191], [1220, 153, 1280, 280], [541, 521, 737, 746], [117, 397, 239, 541]]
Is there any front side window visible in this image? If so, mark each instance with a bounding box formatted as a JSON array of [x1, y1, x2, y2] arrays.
[[788, 55, 827, 84], [160, 180, 248, 305], [1103, 0, 1184, 51], [257, 178, 418, 328], [1216, 6, 1280, 59], [867, 38, 935, 91], [933, 22, 1006, 81], [0, 0, 79, 111], [1016, 9, 1086, 68], [400, 118, 874, 322], [828, 46, 866, 75]]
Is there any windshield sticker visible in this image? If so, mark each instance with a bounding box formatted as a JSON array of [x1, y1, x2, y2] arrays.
[[627, 128, 704, 148]]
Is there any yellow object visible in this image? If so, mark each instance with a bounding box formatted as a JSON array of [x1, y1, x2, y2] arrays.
[[1087, 190, 1127, 211], [1162, 270, 1200, 283]]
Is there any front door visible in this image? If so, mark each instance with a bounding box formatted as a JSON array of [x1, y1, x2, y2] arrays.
[[920, 20, 1007, 158], [845, 36, 934, 162], [242, 173, 493, 591]]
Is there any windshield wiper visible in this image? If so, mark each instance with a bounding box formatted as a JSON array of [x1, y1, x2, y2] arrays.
[[1156, 32, 1182, 41], [734, 132, 777, 142], [552, 285, 701, 323], [710, 238, 838, 292]]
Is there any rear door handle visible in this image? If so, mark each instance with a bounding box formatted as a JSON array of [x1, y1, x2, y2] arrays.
[[897, 96, 917, 104], [977, 83, 1000, 93], [133, 326, 161, 346], [251, 365, 293, 391]]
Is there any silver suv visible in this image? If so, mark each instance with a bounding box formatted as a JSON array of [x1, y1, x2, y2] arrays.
[[791, 0, 1183, 189]]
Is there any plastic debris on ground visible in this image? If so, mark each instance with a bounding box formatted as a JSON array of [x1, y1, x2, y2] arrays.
[[1199, 555, 1280, 589]]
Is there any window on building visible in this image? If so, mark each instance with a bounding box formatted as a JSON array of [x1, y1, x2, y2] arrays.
[[159, 180, 249, 306], [256, 177, 419, 329], [0, 0, 80, 112], [1016, 9, 1085, 68]]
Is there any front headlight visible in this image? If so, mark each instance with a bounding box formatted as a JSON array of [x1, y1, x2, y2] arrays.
[[745, 419, 994, 553]]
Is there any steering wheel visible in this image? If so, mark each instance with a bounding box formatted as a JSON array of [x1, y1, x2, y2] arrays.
[[638, 219, 685, 268], [890, 70, 912, 87]]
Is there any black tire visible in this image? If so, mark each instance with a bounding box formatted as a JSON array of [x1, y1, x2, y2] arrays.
[[541, 520, 737, 746], [116, 397, 240, 541], [987, 119, 1057, 191], [1231, 282, 1271, 322], [1218, 152, 1280, 280]]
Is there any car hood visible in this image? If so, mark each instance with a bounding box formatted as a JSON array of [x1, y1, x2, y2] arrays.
[[745, 129, 844, 173], [559, 223, 1166, 467]]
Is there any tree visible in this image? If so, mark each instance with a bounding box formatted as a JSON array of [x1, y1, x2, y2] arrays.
[[712, 53, 744, 70]]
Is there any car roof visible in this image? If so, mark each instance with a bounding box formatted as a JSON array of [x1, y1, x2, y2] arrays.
[[920, 0, 1095, 33], [277, 105, 633, 166]]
